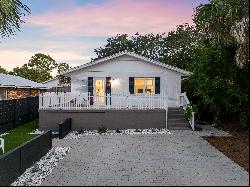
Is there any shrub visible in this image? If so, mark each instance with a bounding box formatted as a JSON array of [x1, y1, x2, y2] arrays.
[[116, 128, 121, 133], [184, 104, 198, 121], [79, 128, 85, 134], [31, 164, 39, 173], [98, 125, 108, 134]]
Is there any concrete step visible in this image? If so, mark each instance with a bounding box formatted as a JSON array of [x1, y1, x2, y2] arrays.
[[167, 107, 191, 130], [168, 126, 191, 130], [168, 108, 184, 112], [168, 111, 185, 116], [168, 123, 190, 127], [168, 113, 185, 117], [168, 117, 186, 121], [168, 118, 188, 123]]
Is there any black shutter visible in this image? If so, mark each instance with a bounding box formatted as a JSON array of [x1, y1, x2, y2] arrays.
[[129, 77, 135, 94], [88, 77, 94, 105], [155, 77, 160, 94], [106, 77, 111, 94], [106, 77, 111, 105]]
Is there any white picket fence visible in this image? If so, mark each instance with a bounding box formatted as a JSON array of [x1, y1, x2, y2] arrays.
[[39, 92, 169, 110]]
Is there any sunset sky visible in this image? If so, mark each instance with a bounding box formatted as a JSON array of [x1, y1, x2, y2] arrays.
[[0, 0, 208, 72]]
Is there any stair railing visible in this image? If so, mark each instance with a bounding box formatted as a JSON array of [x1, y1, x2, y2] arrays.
[[180, 92, 195, 131]]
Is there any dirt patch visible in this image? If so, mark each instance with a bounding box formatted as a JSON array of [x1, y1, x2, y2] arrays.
[[203, 131, 249, 172]]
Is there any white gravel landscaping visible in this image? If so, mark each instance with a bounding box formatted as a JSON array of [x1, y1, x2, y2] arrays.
[[64, 128, 172, 140], [28, 129, 45, 135], [29, 129, 59, 135], [11, 147, 70, 186]]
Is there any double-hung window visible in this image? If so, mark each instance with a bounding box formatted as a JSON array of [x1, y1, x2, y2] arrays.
[[134, 78, 155, 94]]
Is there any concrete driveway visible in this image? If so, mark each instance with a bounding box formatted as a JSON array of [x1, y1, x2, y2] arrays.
[[42, 131, 249, 186]]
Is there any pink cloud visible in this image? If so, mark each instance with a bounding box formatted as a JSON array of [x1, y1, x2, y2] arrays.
[[28, 0, 195, 36]]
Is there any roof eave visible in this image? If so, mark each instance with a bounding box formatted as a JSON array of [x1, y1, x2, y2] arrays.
[[62, 51, 192, 75]]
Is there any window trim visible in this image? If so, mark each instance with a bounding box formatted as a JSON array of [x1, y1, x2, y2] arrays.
[[134, 77, 155, 94]]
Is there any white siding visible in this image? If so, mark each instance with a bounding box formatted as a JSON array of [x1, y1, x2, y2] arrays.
[[68, 55, 184, 107]]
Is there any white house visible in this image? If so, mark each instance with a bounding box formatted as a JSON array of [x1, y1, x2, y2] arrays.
[[39, 51, 193, 131], [63, 51, 190, 107]]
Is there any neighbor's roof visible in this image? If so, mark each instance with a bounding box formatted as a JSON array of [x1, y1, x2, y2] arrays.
[[0, 73, 47, 89], [63, 51, 191, 75], [42, 77, 59, 84]]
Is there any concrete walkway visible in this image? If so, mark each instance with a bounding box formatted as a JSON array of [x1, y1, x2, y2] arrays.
[[42, 131, 249, 186]]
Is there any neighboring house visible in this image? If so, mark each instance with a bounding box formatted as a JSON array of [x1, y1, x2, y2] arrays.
[[39, 51, 194, 131], [0, 73, 47, 100], [43, 78, 71, 93]]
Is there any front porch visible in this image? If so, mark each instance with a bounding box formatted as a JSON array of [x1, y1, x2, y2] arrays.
[[39, 92, 169, 110], [39, 92, 194, 131]]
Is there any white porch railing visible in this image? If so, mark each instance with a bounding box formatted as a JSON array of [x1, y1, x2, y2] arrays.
[[39, 92, 168, 110], [180, 92, 190, 109], [180, 92, 195, 131], [39, 92, 169, 129]]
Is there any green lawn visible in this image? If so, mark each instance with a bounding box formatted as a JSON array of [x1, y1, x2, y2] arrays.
[[0, 119, 39, 156]]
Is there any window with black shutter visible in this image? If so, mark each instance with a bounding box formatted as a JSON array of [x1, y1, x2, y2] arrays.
[[155, 77, 160, 94], [88, 77, 93, 105], [129, 77, 135, 94], [106, 77, 111, 105], [106, 77, 111, 94], [133, 77, 156, 94]]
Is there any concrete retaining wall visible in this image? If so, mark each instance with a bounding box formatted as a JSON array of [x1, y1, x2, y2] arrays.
[[39, 109, 166, 131]]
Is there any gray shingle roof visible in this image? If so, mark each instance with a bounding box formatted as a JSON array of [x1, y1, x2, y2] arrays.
[[0, 73, 47, 89]]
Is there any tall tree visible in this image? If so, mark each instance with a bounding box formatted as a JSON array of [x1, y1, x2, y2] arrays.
[[193, 0, 249, 67], [11, 65, 51, 83], [163, 24, 201, 69], [94, 24, 199, 70], [57, 62, 71, 84], [10, 53, 57, 83], [0, 66, 8, 74], [187, 0, 249, 127], [187, 44, 248, 125], [0, 0, 30, 38]]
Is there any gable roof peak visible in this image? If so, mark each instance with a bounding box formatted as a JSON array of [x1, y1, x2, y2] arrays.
[[63, 51, 191, 76]]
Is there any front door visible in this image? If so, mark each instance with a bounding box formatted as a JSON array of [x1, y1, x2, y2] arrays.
[[94, 78, 106, 105]]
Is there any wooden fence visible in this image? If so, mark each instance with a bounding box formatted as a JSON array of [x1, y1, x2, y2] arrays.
[[0, 96, 39, 133]]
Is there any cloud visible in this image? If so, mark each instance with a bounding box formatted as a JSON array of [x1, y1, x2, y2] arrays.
[[0, 50, 92, 71], [28, 0, 194, 37], [0, 35, 99, 53]]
